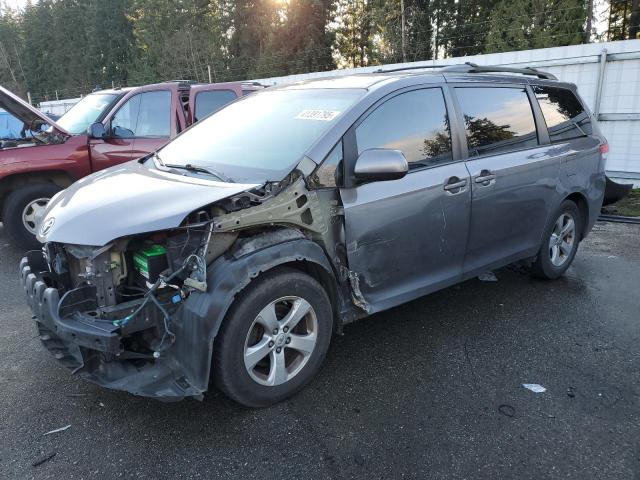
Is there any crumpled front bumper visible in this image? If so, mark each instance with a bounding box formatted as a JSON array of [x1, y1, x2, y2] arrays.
[[19, 255, 203, 401]]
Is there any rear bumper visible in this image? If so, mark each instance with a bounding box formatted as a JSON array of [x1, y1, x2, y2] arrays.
[[20, 256, 202, 401]]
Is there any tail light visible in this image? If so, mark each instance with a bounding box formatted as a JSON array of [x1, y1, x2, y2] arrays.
[[599, 142, 609, 169]]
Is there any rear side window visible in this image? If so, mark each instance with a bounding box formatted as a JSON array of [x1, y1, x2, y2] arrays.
[[195, 90, 238, 121], [533, 86, 592, 142], [356, 88, 453, 169], [456, 87, 538, 157]]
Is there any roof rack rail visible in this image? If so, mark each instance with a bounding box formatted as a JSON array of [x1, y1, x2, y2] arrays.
[[373, 62, 557, 80], [442, 62, 557, 80], [375, 64, 449, 73]]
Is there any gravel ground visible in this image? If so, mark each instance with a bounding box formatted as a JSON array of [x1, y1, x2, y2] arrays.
[[0, 221, 639, 479]]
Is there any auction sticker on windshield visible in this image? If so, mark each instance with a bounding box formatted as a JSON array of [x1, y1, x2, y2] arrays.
[[296, 110, 341, 121]]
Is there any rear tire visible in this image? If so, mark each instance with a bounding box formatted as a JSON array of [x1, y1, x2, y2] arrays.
[[2, 183, 61, 250], [213, 267, 333, 408], [531, 200, 582, 280]]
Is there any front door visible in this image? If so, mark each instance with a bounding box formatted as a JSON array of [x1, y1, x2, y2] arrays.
[[453, 85, 562, 277], [89, 90, 172, 171], [341, 87, 471, 313]]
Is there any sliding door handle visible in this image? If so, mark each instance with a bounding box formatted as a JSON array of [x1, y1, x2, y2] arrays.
[[474, 169, 496, 185], [443, 178, 467, 192], [474, 174, 496, 183]]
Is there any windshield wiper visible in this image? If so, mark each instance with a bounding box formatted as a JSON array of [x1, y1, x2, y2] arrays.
[[162, 162, 233, 183]]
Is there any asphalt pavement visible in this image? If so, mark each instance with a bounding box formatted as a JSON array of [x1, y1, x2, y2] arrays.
[[1, 221, 639, 479]]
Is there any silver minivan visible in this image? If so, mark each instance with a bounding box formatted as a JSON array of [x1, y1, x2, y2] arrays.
[[21, 64, 607, 406]]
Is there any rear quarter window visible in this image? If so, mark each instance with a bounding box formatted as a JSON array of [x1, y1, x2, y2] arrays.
[[533, 86, 592, 143]]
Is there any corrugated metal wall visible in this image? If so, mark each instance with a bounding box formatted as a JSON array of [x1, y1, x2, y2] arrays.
[[254, 39, 640, 182]]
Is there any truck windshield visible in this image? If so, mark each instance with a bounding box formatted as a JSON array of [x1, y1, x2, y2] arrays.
[[57, 93, 121, 134], [157, 88, 364, 183]]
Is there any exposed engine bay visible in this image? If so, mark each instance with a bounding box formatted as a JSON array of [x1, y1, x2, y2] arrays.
[[40, 222, 233, 360]]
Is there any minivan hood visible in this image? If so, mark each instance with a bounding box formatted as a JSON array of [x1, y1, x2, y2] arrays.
[[0, 85, 70, 137], [38, 161, 260, 246]]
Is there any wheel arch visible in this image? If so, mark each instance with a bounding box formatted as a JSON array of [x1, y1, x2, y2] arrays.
[[564, 191, 589, 239], [174, 235, 344, 395], [0, 170, 75, 219]]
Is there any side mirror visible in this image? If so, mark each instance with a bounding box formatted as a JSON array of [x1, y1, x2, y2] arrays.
[[354, 148, 408, 183], [88, 122, 107, 139]]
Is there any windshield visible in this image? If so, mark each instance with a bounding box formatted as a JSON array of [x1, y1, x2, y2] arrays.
[[57, 93, 121, 134], [157, 88, 364, 183]]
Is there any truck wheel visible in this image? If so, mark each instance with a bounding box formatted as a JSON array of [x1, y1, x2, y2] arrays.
[[531, 200, 582, 280], [214, 267, 333, 407], [2, 183, 61, 250]]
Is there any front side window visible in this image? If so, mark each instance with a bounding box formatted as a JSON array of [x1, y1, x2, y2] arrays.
[[456, 87, 538, 157], [194, 90, 238, 121], [533, 86, 591, 142], [356, 88, 453, 169], [111, 91, 171, 138], [157, 88, 364, 183]]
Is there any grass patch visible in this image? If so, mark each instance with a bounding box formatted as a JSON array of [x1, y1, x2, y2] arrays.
[[609, 189, 640, 217]]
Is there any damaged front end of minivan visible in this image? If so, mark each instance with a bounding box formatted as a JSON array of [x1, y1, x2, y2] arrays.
[[20, 161, 359, 401]]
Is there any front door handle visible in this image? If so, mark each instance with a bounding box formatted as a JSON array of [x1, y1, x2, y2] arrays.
[[443, 177, 467, 193], [474, 169, 496, 185]]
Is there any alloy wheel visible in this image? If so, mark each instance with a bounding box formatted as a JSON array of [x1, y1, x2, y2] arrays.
[[243, 296, 318, 387], [549, 212, 576, 267]]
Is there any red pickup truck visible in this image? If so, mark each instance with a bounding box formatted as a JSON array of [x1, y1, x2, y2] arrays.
[[0, 80, 262, 248]]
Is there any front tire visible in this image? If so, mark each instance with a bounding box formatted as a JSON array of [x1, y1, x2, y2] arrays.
[[531, 200, 582, 280], [213, 268, 333, 407], [2, 183, 61, 250]]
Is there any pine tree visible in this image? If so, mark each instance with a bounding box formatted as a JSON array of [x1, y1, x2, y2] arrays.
[[608, 0, 640, 40], [334, 0, 379, 67], [373, 0, 434, 63], [485, 0, 586, 54], [269, 0, 335, 75], [88, 0, 134, 88], [440, 0, 499, 57], [228, 0, 279, 77], [0, 5, 26, 96]]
